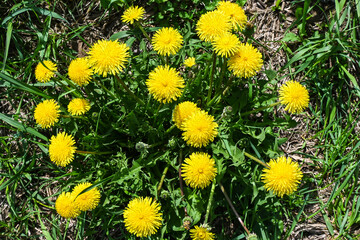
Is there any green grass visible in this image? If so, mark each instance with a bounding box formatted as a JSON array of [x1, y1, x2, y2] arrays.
[[1, 0, 360, 239]]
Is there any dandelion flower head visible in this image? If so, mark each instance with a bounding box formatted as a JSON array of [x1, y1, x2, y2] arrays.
[[212, 32, 241, 57], [261, 156, 303, 198], [146, 65, 184, 103], [190, 225, 215, 240], [152, 27, 183, 56], [35, 60, 57, 83], [279, 81, 310, 114], [172, 101, 201, 130], [88, 39, 129, 77], [228, 43, 263, 78], [217, 1, 247, 30], [184, 57, 196, 67], [123, 197, 163, 238], [34, 99, 60, 128], [121, 6, 145, 24], [55, 192, 81, 219], [182, 152, 217, 189], [68, 58, 93, 86], [72, 182, 101, 211], [196, 10, 232, 42], [49, 132, 77, 167], [68, 98, 91, 116], [182, 110, 218, 148]]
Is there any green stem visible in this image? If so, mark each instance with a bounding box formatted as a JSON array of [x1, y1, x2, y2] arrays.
[[165, 124, 176, 135], [207, 75, 234, 107], [60, 114, 88, 120], [217, 57, 227, 91], [135, 21, 152, 43], [218, 181, 250, 236], [244, 151, 269, 169], [94, 78, 117, 100], [178, 150, 189, 217], [75, 150, 113, 155], [206, 52, 217, 104], [204, 180, 216, 224], [157, 164, 170, 199], [240, 102, 281, 117], [115, 74, 145, 105], [55, 72, 82, 98]]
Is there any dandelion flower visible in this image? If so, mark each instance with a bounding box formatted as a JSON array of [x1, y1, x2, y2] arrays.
[[217, 1, 247, 30], [196, 10, 232, 42], [68, 58, 92, 86], [261, 156, 303, 198], [68, 98, 91, 116], [228, 43, 263, 78], [279, 81, 310, 114], [212, 32, 241, 57], [123, 197, 163, 238], [190, 225, 215, 240], [182, 111, 218, 148], [184, 57, 196, 67], [34, 99, 60, 128], [55, 192, 81, 219], [182, 152, 217, 189], [121, 6, 145, 24], [49, 132, 77, 167], [172, 101, 201, 129], [35, 60, 57, 83], [72, 182, 101, 211], [88, 39, 130, 77], [152, 27, 183, 56], [146, 65, 184, 103]]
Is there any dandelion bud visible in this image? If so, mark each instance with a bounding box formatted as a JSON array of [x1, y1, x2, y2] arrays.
[[247, 233, 258, 240], [135, 142, 150, 153], [182, 216, 193, 230]]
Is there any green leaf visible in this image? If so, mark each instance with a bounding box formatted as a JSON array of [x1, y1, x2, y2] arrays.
[[0, 72, 51, 99], [0, 113, 48, 141], [282, 32, 300, 42]]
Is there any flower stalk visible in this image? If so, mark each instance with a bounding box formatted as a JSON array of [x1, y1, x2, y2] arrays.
[[206, 52, 217, 104], [115, 74, 145, 105], [244, 151, 270, 169], [240, 102, 281, 117], [204, 180, 216, 224]]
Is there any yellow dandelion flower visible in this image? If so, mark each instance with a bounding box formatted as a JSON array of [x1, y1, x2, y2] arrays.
[[72, 182, 101, 211], [55, 192, 81, 219], [172, 101, 201, 130], [152, 27, 183, 56], [35, 60, 57, 83], [181, 152, 217, 189], [184, 57, 196, 67], [228, 43, 263, 78], [190, 225, 215, 240], [49, 132, 77, 167], [34, 99, 60, 128], [279, 81, 310, 114], [88, 39, 130, 77], [146, 65, 184, 103], [182, 110, 218, 148], [196, 10, 232, 42], [121, 6, 145, 24], [68, 58, 93, 86], [123, 197, 163, 238], [217, 1, 247, 30], [212, 32, 241, 57], [68, 98, 91, 116], [261, 156, 303, 198]]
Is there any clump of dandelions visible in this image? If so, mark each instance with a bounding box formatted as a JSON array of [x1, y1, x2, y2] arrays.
[[35, 60, 57, 83], [72, 182, 101, 211], [228, 43, 263, 78], [152, 27, 183, 56], [182, 110, 218, 148], [68, 98, 91, 116], [121, 6, 145, 24], [261, 156, 303, 198], [146, 65, 184, 103], [181, 152, 217, 189], [68, 58, 93, 86], [279, 81, 310, 114], [123, 197, 163, 238], [34, 99, 60, 128], [88, 39, 129, 77], [48, 132, 77, 167], [196, 10, 232, 42]]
